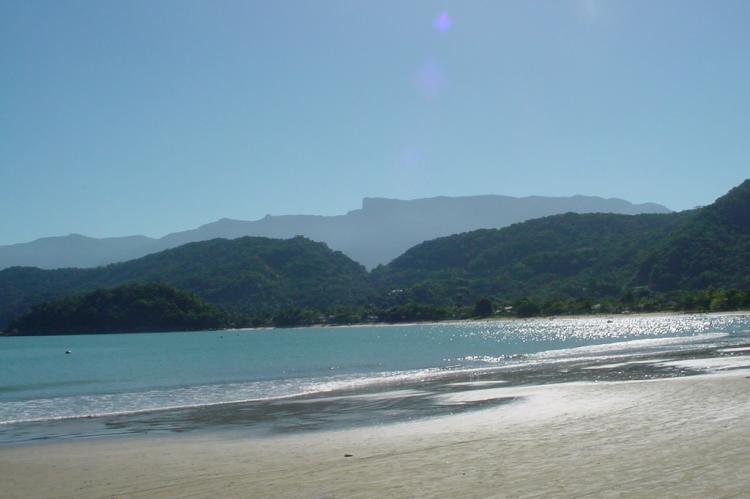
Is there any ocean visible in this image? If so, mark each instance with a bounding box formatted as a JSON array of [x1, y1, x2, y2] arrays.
[[2, 313, 749, 445]]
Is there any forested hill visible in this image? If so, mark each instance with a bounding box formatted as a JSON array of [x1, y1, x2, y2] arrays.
[[371, 212, 686, 303], [1, 180, 748, 332], [5, 284, 231, 335], [0, 194, 670, 271], [0, 236, 371, 329], [635, 179, 750, 291], [372, 179, 750, 305]]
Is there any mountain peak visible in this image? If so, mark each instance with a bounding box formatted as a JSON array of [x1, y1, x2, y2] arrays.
[[704, 178, 750, 228], [0, 192, 674, 270]]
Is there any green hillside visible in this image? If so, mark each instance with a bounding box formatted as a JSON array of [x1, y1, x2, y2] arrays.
[[636, 180, 750, 291], [1, 180, 748, 331], [371, 212, 683, 305], [372, 180, 750, 306], [0, 236, 371, 329], [5, 283, 231, 335]]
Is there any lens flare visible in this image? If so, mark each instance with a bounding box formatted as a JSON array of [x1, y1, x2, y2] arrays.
[[413, 59, 445, 99], [432, 11, 452, 33]]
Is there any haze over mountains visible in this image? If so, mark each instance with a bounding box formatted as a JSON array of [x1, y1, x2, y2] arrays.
[[0, 194, 669, 271], [1, 179, 748, 333]]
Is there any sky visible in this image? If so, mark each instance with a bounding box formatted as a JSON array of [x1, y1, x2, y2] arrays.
[[1, 0, 749, 245]]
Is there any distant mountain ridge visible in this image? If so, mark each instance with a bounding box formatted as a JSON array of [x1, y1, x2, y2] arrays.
[[0, 194, 670, 270], [0, 234, 154, 270], [0, 180, 747, 332]]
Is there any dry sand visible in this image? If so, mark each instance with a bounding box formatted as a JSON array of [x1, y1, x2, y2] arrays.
[[2, 371, 750, 498]]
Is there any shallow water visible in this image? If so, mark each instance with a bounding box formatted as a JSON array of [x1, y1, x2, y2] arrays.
[[1, 313, 749, 444]]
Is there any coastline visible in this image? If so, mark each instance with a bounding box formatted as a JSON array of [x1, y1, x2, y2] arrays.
[[3, 371, 750, 498], [6, 308, 750, 337], [234, 309, 750, 333]]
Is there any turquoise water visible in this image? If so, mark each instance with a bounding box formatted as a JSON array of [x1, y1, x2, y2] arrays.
[[1, 313, 749, 443]]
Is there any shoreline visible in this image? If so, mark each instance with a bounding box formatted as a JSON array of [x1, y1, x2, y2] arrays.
[[2, 370, 750, 498], [6, 309, 750, 337], [2, 314, 748, 445], [228, 308, 750, 333]]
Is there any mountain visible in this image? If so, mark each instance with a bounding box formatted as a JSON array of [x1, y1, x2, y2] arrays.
[[0, 234, 154, 269], [371, 213, 685, 305], [372, 180, 750, 305], [636, 180, 750, 291], [0, 194, 670, 271], [0, 236, 371, 329], [0, 181, 747, 330]]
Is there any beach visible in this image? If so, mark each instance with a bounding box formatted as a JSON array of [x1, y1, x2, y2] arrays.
[[3, 370, 749, 498]]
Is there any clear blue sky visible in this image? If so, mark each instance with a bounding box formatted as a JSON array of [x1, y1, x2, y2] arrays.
[[2, 1, 749, 244]]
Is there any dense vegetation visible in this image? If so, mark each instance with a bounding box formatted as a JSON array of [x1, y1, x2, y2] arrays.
[[371, 212, 685, 305], [235, 288, 750, 328], [1, 180, 749, 334], [371, 180, 750, 306], [4, 284, 232, 335], [636, 179, 750, 291], [0, 236, 372, 329]]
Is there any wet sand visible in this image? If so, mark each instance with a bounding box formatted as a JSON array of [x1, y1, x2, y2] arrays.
[[2, 371, 750, 498]]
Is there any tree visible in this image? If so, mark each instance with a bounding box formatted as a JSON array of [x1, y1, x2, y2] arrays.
[[474, 298, 493, 317], [514, 298, 540, 318]]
